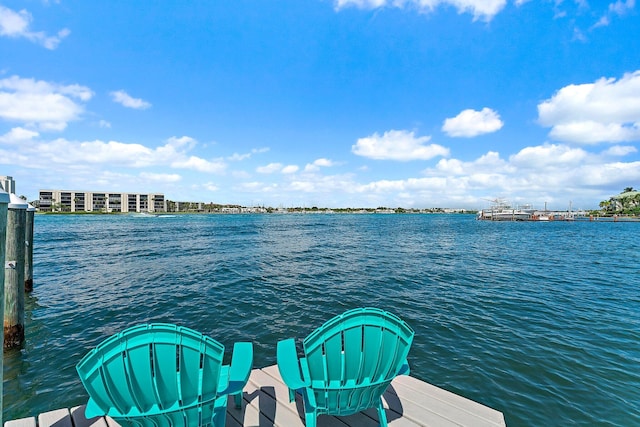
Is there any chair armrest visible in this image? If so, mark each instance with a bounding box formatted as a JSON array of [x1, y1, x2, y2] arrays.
[[398, 359, 410, 376], [277, 339, 310, 390], [224, 341, 253, 395], [84, 397, 107, 419]]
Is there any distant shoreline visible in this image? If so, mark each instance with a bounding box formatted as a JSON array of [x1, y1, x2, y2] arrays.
[[36, 208, 478, 215]]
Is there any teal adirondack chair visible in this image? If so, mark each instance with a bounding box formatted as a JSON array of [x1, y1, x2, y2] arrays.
[[277, 307, 414, 427], [76, 323, 253, 427]]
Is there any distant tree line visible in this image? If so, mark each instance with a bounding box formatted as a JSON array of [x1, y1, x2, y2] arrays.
[[165, 201, 475, 214]]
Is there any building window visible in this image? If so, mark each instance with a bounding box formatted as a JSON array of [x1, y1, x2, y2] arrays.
[[39, 191, 53, 211]]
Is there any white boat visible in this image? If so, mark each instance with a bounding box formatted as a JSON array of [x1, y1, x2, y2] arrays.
[[478, 199, 581, 221], [134, 211, 159, 217], [477, 199, 534, 221]]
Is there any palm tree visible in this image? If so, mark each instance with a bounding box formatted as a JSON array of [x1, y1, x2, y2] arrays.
[[622, 187, 635, 193], [633, 193, 640, 214]]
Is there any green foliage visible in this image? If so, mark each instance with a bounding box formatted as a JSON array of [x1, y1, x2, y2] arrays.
[[599, 187, 640, 215]]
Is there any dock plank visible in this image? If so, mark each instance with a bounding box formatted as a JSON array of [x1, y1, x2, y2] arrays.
[[4, 366, 505, 427], [258, 364, 378, 426], [38, 409, 72, 427], [259, 365, 420, 427], [392, 376, 505, 426], [4, 418, 36, 427], [69, 407, 111, 427]]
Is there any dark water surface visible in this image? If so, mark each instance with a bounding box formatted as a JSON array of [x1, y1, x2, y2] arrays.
[[3, 214, 639, 426]]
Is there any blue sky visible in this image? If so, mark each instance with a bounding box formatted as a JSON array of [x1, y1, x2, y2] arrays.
[[1, 0, 639, 210]]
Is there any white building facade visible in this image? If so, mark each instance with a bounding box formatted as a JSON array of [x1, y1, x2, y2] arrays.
[[0, 175, 16, 194], [38, 190, 166, 213]]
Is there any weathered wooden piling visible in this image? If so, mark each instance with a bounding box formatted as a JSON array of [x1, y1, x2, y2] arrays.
[[4, 194, 27, 349], [24, 203, 35, 292], [0, 189, 9, 427]]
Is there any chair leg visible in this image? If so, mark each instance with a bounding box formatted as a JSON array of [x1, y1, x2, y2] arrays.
[[213, 406, 227, 427], [304, 409, 317, 427], [377, 399, 388, 427], [234, 391, 243, 408], [288, 387, 296, 402]]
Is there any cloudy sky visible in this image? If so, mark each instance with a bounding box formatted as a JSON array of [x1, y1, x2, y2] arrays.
[[1, 0, 639, 210]]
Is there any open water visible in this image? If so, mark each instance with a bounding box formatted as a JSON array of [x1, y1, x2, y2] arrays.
[[3, 213, 639, 426]]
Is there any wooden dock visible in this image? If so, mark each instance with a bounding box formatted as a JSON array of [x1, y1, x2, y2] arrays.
[[5, 365, 506, 427]]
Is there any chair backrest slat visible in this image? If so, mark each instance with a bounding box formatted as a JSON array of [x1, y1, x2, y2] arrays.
[[100, 347, 135, 414], [361, 324, 383, 382], [324, 332, 344, 383], [152, 339, 180, 408], [201, 342, 223, 398], [123, 341, 157, 412], [343, 326, 364, 381]]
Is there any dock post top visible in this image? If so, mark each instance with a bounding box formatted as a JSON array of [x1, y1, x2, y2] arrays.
[[8, 193, 28, 210]]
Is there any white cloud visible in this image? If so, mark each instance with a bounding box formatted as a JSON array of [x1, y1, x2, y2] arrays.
[[335, 0, 386, 8], [282, 165, 299, 174], [358, 176, 450, 195], [0, 127, 39, 144], [228, 147, 269, 161], [579, 161, 640, 187], [139, 172, 181, 183], [591, 0, 634, 29], [592, 15, 610, 28], [572, 27, 587, 42], [379, 143, 640, 209], [170, 156, 226, 173], [235, 181, 279, 194], [334, 0, 507, 21], [549, 121, 640, 144], [434, 151, 509, 175], [538, 71, 640, 144], [509, 144, 588, 168], [313, 158, 335, 167], [202, 182, 219, 192], [352, 129, 450, 161], [0, 5, 70, 49], [257, 163, 284, 174], [165, 135, 197, 149], [609, 0, 635, 16], [50, 139, 156, 166], [9, 135, 640, 210], [3, 133, 226, 175], [110, 90, 151, 110], [442, 108, 504, 137], [602, 145, 637, 156], [99, 120, 111, 128], [0, 76, 93, 131], [304, 158, 336, 172], [231, 170, 252, 179], [281, 173, 359, 195]]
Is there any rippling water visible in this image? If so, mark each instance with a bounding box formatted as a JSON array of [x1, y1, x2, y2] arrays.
[[3, 214, 639, 426]]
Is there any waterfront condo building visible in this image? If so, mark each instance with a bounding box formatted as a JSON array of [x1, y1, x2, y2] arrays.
[[1, 175, 16, 194], [38, 190, 166, 213]]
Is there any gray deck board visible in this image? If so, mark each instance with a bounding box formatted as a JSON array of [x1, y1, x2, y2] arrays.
[[5, 366, 506, 427]]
